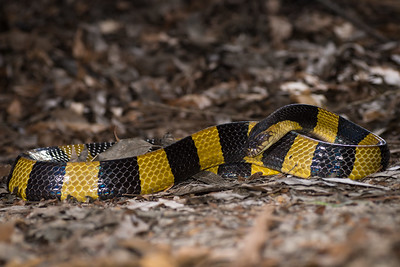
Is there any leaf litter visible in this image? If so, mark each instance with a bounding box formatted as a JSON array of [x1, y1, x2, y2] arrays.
[[1, 0, 400, 266]]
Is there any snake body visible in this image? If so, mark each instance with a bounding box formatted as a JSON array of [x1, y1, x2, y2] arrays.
[[8, 104, 390, 201]]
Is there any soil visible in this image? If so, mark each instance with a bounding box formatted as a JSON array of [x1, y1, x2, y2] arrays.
[[1, 0, 400, 266]]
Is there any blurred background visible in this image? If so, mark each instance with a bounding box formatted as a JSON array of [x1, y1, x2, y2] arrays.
[[1, 0, 400, 163]]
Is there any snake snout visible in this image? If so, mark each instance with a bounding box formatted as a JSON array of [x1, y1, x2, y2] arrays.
[[246, 131, 272, 157], [247, 147, 260, 157]]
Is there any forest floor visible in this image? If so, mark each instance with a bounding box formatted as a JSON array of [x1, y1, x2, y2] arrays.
[[1, 0, 400, 266]]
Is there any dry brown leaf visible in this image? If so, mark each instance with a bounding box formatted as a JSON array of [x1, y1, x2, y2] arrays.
[[334, 22, 357, 41], [316, 224, 369, 266], [0, 222, 14, 243], [72, 28, 87, 60], [234, 205, 275, 267], [175, 247, 211, 267], [6, 98, 22, 120], [269, 15, 293, 46], [114, 215, 150, 238], [140, 251, 176, 267], [369, 66, 400, 86], [95, 138, 152, 161], [280, 81, 327, 106], [99, 19, 122, 34], [291, 93, 326, 106], [69, 145, 88, 162], [169, 94, 212, 109]]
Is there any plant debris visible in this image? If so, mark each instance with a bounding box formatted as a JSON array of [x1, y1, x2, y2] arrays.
[[1, 0, 400, 266]]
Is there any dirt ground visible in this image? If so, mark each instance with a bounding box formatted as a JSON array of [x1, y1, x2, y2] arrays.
[[1, 0, 400, 266]]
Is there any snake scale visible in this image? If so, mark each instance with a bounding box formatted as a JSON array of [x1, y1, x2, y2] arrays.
[[8, 104, 390, 202]]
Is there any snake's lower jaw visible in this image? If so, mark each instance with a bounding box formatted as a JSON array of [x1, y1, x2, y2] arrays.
[[247, 148, 260, 157], [246, 143, 267, 157], [246, 140, 263, 157]]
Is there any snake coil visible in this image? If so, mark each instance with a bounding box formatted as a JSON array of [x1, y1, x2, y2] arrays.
[[8, 104, 390, 201]]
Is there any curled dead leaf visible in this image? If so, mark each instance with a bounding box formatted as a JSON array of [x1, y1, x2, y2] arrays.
[[170, 94, 212, 109]]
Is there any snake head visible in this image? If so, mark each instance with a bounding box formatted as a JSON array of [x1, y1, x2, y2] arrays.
[[247, 131, 273, 157]]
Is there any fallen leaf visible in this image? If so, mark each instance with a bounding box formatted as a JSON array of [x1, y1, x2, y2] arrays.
[[95, 138, 152, 161], [369, 66, 400, 86], [0, 222, 14, 243], [234, 205, 275, 267], [269, 15, 292, 46], [99, 19, 122, 34], [114, 214, 150, 238]]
